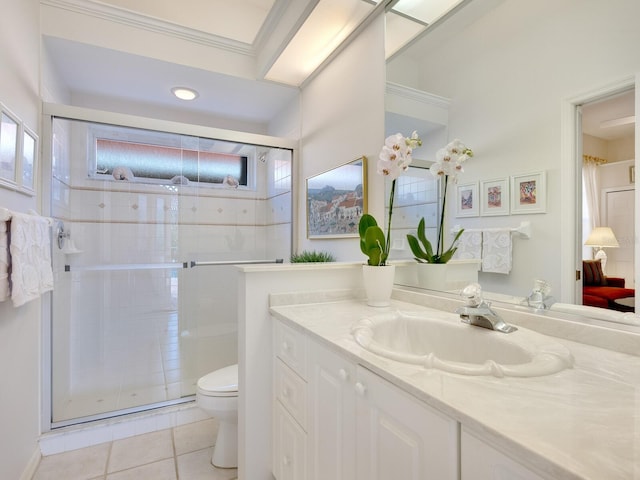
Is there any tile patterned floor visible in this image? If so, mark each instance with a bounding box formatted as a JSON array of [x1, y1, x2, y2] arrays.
[[32, 419, 238, 480]]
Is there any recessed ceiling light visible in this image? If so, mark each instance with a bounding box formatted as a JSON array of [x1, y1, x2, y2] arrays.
[[171, 87, 199, 101]]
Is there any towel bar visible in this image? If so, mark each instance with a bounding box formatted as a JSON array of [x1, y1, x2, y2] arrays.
[[190, 259, 284, 267]]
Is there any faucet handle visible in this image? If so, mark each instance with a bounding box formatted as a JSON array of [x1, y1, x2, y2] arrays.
[[460, 283, 483, 307]]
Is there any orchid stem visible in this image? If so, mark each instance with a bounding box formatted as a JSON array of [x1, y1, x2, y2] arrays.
[[437, 175, 449, 257], [385, 179, 396, 264]]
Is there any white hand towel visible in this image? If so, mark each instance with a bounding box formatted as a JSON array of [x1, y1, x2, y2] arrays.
[[452, 230, 482, 260], [481, 229, 512, 274], [0, 217, 9, 302], [9, 212, 54, 306]]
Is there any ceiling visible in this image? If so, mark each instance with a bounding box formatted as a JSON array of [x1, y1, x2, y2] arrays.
[[582, 89, 635, 142], [43, 36, 299, 125], [43, 0, 469, 127], [42, 0, 299, 125], [46, 0, 635, 138]]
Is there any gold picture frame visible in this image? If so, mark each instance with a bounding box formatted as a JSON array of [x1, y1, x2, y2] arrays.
[[306, 156, 367, 238]]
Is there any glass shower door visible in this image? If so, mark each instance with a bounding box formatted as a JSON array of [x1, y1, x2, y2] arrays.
[[48, 115, 292, 426]]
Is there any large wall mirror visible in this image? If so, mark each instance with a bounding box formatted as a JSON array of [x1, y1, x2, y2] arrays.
[[383, 0, 639, 328]]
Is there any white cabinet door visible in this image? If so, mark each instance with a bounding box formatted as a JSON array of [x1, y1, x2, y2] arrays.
[[461, 428, 546, 480], [274, 400, 306, 480], [356, 366, 459, 480], [307, 340, 357, 480]]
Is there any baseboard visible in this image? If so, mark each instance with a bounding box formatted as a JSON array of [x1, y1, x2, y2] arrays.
[[19, 447, 41, 480]]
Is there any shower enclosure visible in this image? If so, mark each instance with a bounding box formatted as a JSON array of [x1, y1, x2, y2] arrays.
[[43, 107, 294, 427]]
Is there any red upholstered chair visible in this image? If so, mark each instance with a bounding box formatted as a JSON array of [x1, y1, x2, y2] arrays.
[[582, 260, 634, 311]]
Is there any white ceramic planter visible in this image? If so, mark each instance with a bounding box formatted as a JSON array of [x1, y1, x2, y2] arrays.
[[416, 259, 480, 291], [362, 264, 396, 307]]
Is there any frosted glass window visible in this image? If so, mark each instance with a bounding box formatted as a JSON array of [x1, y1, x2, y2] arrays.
[[96, 138, 247, 185], [392, 167, 438, 206]]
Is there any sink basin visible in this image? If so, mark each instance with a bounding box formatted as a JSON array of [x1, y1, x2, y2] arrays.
[[352, 311, 573, 377]]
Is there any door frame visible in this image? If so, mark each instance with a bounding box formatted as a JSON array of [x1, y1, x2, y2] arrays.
[[560, 75, 637, 305]]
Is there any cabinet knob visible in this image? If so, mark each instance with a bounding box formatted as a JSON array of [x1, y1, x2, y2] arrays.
[[338, 368, 349, 381], [282, 387, 289, 398], [355, 382, 367, 396], [283, 455, 291, 466], [282, 341, 290, 351]]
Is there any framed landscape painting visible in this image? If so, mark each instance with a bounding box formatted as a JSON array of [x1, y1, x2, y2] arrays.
[[306, 156, 367, 238]]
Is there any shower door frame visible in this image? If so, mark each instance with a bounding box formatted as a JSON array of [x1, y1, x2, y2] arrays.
[[40, 103, 298, 432]]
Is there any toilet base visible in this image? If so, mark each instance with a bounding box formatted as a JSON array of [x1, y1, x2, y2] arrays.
[[212, 419, 238, 468]]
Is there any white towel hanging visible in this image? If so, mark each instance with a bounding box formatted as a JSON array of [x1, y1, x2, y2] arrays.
[[482, 228, 512, 274], [9, 212, 54, 306], [0, 218, 9, 302], [453, 230, 482, 260]]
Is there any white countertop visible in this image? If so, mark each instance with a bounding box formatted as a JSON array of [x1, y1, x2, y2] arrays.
[[269, 295, 640, 480]]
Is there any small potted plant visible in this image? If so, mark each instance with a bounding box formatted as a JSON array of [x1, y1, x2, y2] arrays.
[[406, 139, 477, 290]]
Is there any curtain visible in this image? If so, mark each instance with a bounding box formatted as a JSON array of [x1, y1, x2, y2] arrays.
[[582, 155, 606, 258]]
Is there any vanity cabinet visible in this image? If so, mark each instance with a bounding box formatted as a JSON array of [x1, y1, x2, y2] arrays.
[[461, 427, 546, 480], [307, 340, 357, 480], [273, 320, 308, 480], [356, 365, 459, 480], [274, 318, 459, 480]]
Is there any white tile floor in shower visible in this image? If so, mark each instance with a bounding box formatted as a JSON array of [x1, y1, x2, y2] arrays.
[[32, 419, 237, 480], [55, 300, 235, 423]]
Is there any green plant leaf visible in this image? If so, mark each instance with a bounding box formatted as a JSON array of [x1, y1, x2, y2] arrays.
[[363, 225, 386, 265], [406, 216, 438, 262], [406, 234, 430, 262], [416, 217, 435, 259], [358, 214, 378, 238], [359, 214, 379, 257]]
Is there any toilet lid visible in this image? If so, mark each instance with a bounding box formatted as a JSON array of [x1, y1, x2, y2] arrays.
[[197, 364, 238, 394]]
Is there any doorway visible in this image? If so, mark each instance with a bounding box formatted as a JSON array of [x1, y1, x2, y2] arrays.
[[580, 88, 635, 303]]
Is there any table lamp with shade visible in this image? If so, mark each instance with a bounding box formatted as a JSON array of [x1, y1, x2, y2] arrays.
[[584, 226, 619, 274]]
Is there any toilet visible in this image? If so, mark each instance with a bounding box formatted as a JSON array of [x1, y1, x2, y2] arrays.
[[196, 363, 238, 468]]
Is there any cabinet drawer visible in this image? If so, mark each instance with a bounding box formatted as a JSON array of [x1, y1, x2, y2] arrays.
[[275, 358, 308, 429], [274, 320, 307, 377], [274, 400, 307, 480]]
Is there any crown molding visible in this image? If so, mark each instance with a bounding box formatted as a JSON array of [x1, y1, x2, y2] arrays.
[[385, 82, 450, 108], [41, 0, 255, 57]]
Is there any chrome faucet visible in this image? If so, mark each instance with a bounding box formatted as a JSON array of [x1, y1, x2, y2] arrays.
[[524, 279, 555, 310], [455, 283, 517, 334]]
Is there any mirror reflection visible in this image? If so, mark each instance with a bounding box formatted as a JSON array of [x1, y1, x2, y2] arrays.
[[385, 0, 638, 326]]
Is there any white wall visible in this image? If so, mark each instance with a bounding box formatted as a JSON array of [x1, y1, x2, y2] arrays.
[[297, 15, 386, 261], [388, 0, 640, 300], [0, 0, 43, 478]]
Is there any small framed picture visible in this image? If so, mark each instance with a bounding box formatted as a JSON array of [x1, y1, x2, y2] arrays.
[[455, 182, 479, 217], [0, 104, 20, 188], [480, 178, 509, 216], [511, 171, 546, 214], [20, 126, 38, 195]]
